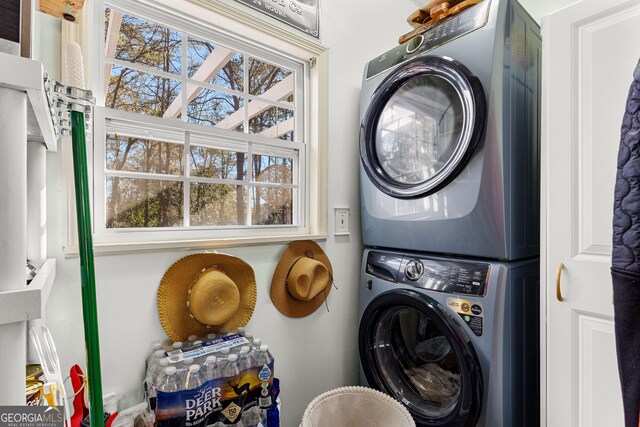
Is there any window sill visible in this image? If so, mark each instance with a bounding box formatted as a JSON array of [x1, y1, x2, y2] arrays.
[[62, 233, 329, 257]]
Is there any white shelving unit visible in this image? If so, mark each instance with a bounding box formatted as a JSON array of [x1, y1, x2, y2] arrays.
[[0, 53, 57, 151], [0, 259, 57, 325], [0, 51, 58, 404]]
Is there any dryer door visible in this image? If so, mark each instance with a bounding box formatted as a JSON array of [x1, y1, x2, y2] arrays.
[[360, 56, 486, 199], [359, 289, 482, 427]]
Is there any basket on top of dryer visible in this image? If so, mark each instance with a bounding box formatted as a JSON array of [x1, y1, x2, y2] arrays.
[[402, 0, 488, 44]]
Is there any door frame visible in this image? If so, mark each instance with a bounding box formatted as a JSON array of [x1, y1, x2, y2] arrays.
[[540, 13, 550, 426]]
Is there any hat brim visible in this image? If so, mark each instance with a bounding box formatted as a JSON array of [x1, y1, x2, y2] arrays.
[[270, 241, 333, 318], [158, 253, 256, 341]]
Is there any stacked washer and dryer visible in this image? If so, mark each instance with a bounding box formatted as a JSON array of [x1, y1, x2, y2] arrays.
[[357, 1, 540, 426]]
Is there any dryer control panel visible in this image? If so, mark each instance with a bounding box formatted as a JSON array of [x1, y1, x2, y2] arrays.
[[366, 0, 492, 79], [366, 251, 490, 297]]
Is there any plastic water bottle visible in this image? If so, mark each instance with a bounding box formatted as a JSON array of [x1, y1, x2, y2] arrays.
[[148, 357, 170, 383], [249, 339, 262, 365], [223, 354, 240, 379], [175, 359, 192, 384], [238, 346, 252, 372], [256, 345, 273, 367], [212, 347, 228, 374], [184, 364, 203, 390], [146, 350, 166, 378], [256, 345, 274, 409], [147, 358, 170, 410], [161, 338, 175, 352], [259, 408, 268, 426], [158, 366, 179, 392], [145, 342, 163, 370], [172, 341, 183, 350], [202, 356, 221, 381], [207, 333, 217, 340], [147, 350, 165, 369], [218, 347, 230, 361], [240, 406, 260, 427], [187, 335, 198, 343]]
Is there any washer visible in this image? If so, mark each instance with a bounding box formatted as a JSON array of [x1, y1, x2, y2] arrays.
[[359, 248, 539, 427], [359, 0, 540, 260]]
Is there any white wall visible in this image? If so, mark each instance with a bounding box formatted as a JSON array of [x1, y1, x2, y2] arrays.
[[40, 1, 414, 426]]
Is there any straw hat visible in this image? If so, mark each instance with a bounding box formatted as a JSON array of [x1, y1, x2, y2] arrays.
[[158, 253, 257, 341], [270, 241, 333, 318]]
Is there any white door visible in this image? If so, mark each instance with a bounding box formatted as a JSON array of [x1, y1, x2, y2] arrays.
[[543, 1, 640, 426]]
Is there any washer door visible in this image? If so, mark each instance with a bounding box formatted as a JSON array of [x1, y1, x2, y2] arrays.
[[359, 289, 482, 427], [360, 56, 486, 199]]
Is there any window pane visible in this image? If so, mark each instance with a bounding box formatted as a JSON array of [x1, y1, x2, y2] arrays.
[[249, 105, 294, 140], [190, 184, 246, 226], [188, 38, 244, 91], [106, 134, 183, 175], [248, 58, 294, 102], [187, 88, 244, 130], [106, 65, 181, 117], [106, 177, 183, 228], [105, 9, 182, 75], [251, 187, 293, 225], [190, 146, 247, 180], [252, 155, 293, 224], [253, 155, 293, 184]]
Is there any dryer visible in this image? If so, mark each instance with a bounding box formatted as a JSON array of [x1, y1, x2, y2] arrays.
[[358, 248, 539, 426], [359, 0, 540, 260]]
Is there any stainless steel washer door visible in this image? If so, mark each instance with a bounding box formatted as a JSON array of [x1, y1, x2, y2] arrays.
[[361, 56, 486, 199]]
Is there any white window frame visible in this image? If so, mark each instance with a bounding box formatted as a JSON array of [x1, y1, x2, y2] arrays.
[[62, 0, 328, 255]]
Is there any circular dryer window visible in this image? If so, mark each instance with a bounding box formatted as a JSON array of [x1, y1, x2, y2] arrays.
[[375, 75, 464, 186], [359, 290, 482, 427], [360, 56, 486, 199]]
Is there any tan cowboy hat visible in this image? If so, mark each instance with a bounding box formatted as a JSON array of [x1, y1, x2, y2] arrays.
[[270, 241, 333, 318], [158, 253, 257, 341]]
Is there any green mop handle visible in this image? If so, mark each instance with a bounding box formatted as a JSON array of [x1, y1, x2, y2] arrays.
[[70, 109, 104, 427]]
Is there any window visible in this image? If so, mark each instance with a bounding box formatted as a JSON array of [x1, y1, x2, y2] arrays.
[[83, 0, 326, 251]]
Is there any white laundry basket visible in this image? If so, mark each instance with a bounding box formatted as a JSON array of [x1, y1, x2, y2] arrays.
[[300, 386, 415, 427]]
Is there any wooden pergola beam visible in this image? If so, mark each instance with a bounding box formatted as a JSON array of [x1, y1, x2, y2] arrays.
[[103, 9, 123, 94], [215, 74, 294, 130], [163, 47, 236, 119], [260, 117, 294, 138]]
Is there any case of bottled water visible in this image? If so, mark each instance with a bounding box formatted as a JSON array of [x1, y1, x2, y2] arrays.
[[144, 331, 275, 427]]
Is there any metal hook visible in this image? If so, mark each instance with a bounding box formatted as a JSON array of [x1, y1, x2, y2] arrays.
[[323, 288, 329, 312]]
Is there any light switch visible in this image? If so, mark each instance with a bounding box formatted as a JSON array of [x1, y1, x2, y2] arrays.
[[334, 208, 350, 235]]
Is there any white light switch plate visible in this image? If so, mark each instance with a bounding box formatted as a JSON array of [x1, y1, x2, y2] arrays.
[[334, 208, 350, 235]]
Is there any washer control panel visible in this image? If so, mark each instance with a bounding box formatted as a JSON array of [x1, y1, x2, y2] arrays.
[[366, 251, 490, 297]]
